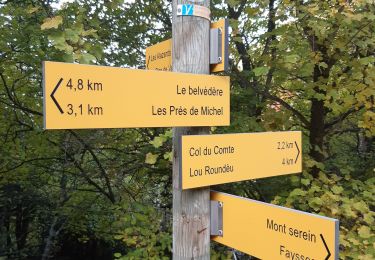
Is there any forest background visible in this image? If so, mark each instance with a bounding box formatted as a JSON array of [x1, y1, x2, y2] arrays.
[[0, 0, 374, 259]]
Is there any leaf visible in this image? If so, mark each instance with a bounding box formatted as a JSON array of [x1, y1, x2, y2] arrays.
[[114, 252, 122, 258], [301, 178, 310, 186], [232, 36, 242, 43], [353, 201, 368, 212], [65, 28, 80, 44], [79, 53, 96, 64], [27, 7, 39, 14], [48, 32, 65, 46], [318, 62, 328, 68], [41, 16, 63, 30], [289, 188, 306, 197], [82, 29, 98, 37], [358, 226, 371, 239], [308, 197, 323, 211], [284, 54, 300, 64], [359, 56, 375, 65], [145, 153, 158, 165], [252, 67, 269, 77], [163, 152, 172, 162], [48, 32, 73, 54], [244, 7, 259, 16], [150, 136, 164, 148], [331, 185, 344, 194], [363, 213, 374, 225]]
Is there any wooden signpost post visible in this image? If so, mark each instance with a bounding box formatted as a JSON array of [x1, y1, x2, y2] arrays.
[[172, 0, 211, 258], [43, 0, 339, 258]]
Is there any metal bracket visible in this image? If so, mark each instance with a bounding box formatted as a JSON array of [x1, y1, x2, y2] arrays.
[[210, 200, 223, 236], [210, 28, 223, 65]]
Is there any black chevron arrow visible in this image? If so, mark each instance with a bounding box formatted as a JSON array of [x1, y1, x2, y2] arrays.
[[320, 234, 331, 260], [294, 141, 300, 163], [50, 78, 64, 114]]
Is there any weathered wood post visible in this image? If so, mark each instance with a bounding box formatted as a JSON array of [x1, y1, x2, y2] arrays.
[[172, 0, 211, 259]]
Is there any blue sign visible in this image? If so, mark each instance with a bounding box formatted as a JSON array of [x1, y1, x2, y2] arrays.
[[181, 4, 194, 16]]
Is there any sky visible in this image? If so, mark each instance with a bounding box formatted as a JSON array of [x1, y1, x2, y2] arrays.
[[51, 0, 74, 9]]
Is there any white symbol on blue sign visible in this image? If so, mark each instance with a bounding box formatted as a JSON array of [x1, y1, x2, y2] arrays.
[[181, 4, 194, 15]]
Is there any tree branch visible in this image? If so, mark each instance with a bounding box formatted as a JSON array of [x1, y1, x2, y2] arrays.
[[68, 130, 117, 203], [234, 67, 311, 128], [325, 105, 365, 130]]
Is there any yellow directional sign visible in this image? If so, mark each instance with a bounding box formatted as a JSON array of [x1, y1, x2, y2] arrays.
[[145, 39, 172, 71], [211, 191, 339, 260], [145, 19, 229, 73], [181, 131, 302, 189], [43, 61, 230, 129]]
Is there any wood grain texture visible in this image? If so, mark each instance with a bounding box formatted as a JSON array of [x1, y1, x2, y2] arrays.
[[172, 0, 211, 259]]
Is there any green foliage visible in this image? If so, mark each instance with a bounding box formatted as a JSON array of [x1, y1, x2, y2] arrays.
[[252, 66, 269, 77], [274, 172, 375, 259], [113, 202, 171, 259]]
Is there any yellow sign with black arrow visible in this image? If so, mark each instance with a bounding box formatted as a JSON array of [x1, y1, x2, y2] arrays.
[[181, 131, 302, 189], [211, 191, 339, 260], [43, 61, 230, 129]]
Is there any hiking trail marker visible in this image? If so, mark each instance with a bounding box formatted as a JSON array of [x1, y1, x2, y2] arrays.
[[177, 4, 211, 20], [180, 131, 302, 189], [43, 61, 229, 129], [211, 191, 339, 260]]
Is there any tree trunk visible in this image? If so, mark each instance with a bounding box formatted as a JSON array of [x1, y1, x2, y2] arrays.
[[309, 62, 330, 177], [15, 205, 30, 252], [42, 216, 60, 260]]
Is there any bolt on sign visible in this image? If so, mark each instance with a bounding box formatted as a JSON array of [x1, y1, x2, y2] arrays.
[[145, 19, 229, 73], [180, 131, 302, 189], [43, 61, 230, 129], [211, 191, 339, 260]]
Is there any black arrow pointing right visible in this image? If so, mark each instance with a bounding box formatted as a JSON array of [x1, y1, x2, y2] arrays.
[[294, 141, 300, 163], [320, 234, 331, 260], [50, 78, 64, 114]]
